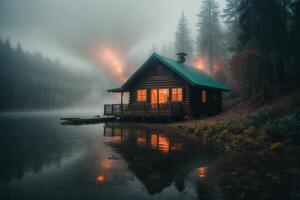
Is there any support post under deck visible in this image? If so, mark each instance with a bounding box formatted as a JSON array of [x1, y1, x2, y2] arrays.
[[121, 92, 123, 118]]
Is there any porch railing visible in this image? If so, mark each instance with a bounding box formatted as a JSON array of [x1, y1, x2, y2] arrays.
[[104, 103, 183, 117]]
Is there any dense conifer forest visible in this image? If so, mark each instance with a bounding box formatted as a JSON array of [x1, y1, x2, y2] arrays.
[[173, 0, 300, 99], [0, 38, 104, 111]]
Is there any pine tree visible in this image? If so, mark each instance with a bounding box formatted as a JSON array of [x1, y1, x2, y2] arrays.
[[222, 0, 241, 92], [196, 0, 223, 75], [289, 0, 300, 76], [161, 42, 175, 58], [223, 0, 240, 53], [236, 0, 291, 98], [175, 12, 193, 57]]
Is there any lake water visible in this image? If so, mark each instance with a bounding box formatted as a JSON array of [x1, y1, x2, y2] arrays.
[[0, 114, 220, 200]]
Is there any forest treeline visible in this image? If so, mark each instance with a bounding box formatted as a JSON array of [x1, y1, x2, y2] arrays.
[[0, 38, 104, 111], [169, 0, 300, 99], [226, 0, 300, 99]]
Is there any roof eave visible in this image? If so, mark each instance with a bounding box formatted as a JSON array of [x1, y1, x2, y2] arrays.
[[195, 84, 231, 91], [107, 87, 123, 93]]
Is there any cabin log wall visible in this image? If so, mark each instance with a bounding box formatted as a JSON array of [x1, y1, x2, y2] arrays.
[[127, 59, 192, 116], [190, 87, 222, 117]]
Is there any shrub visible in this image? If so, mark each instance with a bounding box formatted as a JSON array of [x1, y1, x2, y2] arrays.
[[263, 107, 300, 140]]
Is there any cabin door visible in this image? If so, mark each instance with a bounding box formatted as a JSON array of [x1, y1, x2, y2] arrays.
[[158, 88, 169, 104], [151, 88, 169, 109]]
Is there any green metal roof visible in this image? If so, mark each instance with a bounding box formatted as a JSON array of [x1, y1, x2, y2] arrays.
[[156, 53, 230, 91], [107, 52, 230, 92]]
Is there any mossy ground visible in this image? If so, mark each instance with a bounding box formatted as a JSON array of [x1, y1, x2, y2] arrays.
[[169, 89, 300, 152], [166, 89, 300, 199]]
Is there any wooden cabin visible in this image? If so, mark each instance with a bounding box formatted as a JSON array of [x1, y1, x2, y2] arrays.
[[104, 52, 230, 120]]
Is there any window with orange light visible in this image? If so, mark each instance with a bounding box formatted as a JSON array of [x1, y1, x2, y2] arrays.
[[172, 88, 183, 102], [201, 90, 207, 103], [137, 89, 147, 102], [158, 89, 169, 104]]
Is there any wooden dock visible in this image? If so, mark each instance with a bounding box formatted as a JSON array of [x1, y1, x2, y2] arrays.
[[60, 116, 116, 125]]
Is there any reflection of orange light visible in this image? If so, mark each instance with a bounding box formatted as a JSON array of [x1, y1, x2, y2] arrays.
[[198, 167, 206, 178], [137, 131, 147, 145], [94, 46, 127, 83], [100, 159, 112, 169], [158, 135, 170, 153], [151, 134, 158, 148], [112, 128, 122, 143], [114, 128, 121, 136], [151, 133, 173, 153], [96, 175, 105, 183], [171, 143, 183, 151], [112, 135, 121, 143]]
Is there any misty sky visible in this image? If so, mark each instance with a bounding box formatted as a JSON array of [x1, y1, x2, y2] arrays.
[[0, 0, 225, 79]]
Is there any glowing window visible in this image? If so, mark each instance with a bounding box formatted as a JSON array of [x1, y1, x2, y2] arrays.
[[137, 89, 147, 102], [201, 90, 207, 103], [172, 88, 183, 102], [158, 89, 169, 104]]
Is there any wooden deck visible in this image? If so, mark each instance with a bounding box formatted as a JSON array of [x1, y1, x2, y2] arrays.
[[104, 103, 184, 118]]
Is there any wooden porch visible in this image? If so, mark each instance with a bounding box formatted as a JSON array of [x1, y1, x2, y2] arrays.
[[104, 103, 184, 118]]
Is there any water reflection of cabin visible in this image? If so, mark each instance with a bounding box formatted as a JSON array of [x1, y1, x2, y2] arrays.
[[103, 125, 184, 153], [104, 52, 230, 120], [103, 124, 208, 195], [103, 125, 187, 194]]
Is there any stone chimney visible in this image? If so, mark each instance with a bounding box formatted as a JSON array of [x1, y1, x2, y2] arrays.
[[176, 52, 187, 63]]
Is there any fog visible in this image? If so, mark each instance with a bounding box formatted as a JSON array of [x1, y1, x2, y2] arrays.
[[0, 0, 225, 69], [0, 0, 226, 112]]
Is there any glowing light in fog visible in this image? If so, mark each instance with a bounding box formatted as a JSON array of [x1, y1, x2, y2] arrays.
[[192, 57, 207, 72], [94, 46, 127, 83]]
